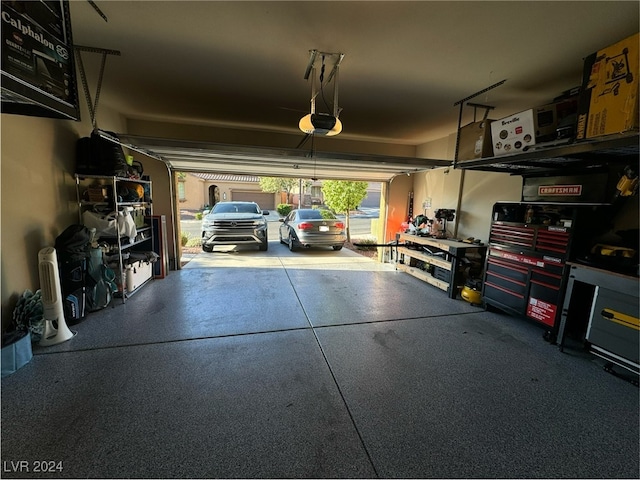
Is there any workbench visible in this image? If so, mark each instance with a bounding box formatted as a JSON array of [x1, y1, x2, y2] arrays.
[[395, 233, 486, 299]]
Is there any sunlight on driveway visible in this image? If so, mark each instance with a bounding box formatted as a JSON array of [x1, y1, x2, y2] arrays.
[[182, 244, 395, 272]]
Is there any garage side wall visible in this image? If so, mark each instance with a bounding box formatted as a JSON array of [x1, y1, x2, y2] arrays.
[[1, 106, 127, 331], [456, 171, 522, 242], [412, 133, 522, 243], [411, 168, 521, 242]]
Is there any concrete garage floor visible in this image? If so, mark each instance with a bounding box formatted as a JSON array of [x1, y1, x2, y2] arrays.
[[2, 245, 639, 479]]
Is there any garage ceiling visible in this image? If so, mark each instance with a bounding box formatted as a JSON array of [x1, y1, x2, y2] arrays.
[[71, 1, 639, 179]]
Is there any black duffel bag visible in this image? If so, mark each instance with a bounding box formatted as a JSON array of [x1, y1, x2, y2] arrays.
[[54, 225, 92, 325], [76, 130, 129, 177]]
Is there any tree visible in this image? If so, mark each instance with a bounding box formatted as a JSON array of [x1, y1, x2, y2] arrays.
[[321, 180, 368, 242], [259, 177, 299, 203]]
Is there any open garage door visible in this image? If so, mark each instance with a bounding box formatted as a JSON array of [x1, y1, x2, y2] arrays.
[[232, 191, 275, 210], [103, 131, 450, 182], [94, 130, 451, 268]]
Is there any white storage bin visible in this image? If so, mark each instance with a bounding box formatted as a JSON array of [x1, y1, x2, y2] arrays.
[[126, 260, 153, 293]]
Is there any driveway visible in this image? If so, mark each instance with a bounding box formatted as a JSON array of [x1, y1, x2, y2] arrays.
[[180, 214, 379, 266]]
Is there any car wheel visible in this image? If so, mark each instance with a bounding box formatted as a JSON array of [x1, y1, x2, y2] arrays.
[[332, 245, 343, 251], [259, 239, 268, 251], [202, 244, 213, 252], [288, 233, 296, 251]]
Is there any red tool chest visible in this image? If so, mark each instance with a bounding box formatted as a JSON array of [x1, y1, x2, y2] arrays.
[[483, 202, 609, 339]]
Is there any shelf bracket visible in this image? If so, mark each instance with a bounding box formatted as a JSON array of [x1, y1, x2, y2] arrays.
[[452, 79, 506, 166], [74, 45, 121, 130]]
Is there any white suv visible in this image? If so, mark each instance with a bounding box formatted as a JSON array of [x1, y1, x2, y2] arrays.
[[201, 201, 269, 252]]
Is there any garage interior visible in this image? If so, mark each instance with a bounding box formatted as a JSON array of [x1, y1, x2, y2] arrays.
[[1, 1, 639, 478]]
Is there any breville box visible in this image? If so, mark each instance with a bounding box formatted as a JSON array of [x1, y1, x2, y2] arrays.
[[576, 32, 639, 140], [490, 109, 536, 156], [456, 120, 494, 161]]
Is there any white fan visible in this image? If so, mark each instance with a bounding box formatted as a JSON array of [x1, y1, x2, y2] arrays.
[[38, 247, 75, 346]]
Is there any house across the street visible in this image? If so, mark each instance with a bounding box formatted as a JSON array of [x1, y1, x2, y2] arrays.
[[177, 173, 381, 212]]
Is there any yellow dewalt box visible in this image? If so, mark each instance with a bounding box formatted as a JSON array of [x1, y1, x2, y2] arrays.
[[576, 32, 639, 140]]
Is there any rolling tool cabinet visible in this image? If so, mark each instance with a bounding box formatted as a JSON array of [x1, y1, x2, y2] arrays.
[[482, 202, 610, 338], [558, 263, 639, 376]]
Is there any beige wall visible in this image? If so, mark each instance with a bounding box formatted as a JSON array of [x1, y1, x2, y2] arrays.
[[455, 170, 522, 242], [1, 105, 126, 330], [178, 174, 206, 210], [415, 134, 452, 160]]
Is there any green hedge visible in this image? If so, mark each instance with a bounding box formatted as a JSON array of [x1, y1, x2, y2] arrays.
[[277, 204, 293, 216]]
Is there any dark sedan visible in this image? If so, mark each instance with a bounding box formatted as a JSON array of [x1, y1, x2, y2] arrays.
[[279, 209, 346, 251]]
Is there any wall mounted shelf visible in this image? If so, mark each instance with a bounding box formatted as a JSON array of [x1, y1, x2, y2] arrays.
[[453, 132, 639, 176]]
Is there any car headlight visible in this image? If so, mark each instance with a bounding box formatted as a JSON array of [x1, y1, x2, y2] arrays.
[[202, 219, 214, 229]]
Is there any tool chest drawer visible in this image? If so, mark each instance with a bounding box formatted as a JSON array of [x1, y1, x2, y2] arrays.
[[485, 268, 527, 296], [484, 281, 526, 312], [486, 256, 528, 283], [489, 224, 535, 249], [535, 228, 571, 256]]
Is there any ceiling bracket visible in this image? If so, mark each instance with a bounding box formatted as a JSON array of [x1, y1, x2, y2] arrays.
[[74, 45, 121, 130], [299, 50, 345, 136], [452, 79, 506, 166], [466, 102, 495, 122], [86, 0, 108, 22]]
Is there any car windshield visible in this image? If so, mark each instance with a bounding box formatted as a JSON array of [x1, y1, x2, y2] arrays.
[[298, 209, 334, 220], [212, 203, 260, 214]]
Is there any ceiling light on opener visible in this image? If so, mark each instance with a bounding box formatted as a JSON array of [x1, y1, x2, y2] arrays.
[[299, 113, 342, 136]]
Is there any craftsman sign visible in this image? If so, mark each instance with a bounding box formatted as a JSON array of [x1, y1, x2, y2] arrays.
[[538, 185, 583, 196], [527, 297, 557, 326]]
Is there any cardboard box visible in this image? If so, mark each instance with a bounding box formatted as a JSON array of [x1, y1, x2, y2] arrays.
[[576, 33, 639, 140], [456, 120, 494, 161], [490, 109, 536, 156], [534, 103, 558, 142]]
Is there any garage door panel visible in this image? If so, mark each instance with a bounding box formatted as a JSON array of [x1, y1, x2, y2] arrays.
[[232, 191, 275, 210]]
